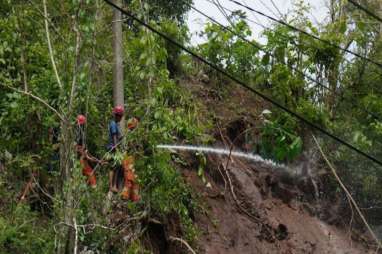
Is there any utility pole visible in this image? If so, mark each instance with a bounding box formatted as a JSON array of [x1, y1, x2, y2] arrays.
[[379, 0, 382, 37], [112, 0, 125, 132]]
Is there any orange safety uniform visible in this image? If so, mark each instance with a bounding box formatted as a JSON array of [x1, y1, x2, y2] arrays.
[[121, 155, 140, 201], [80, 158, 97, 187]]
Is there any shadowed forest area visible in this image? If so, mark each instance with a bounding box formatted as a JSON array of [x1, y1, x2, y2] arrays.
[[1, 0, 382, 253]]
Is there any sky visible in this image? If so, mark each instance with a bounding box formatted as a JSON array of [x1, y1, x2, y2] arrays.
[[187, 0, 330, 45]]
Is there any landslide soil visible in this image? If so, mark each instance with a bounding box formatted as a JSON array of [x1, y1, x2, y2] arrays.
[[176, 76, 375, 253], [182, 155, 373, 254]]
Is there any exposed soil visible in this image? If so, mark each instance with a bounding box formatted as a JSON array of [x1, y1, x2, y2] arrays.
[[170, 75, 377, 253], [181, 154, 374, 253]]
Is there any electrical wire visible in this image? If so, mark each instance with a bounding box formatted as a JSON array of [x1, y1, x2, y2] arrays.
[[228, 0, 382, 70], [103, 0, 382, 167], [212, 0, 235, 27], [268, 0, 284, 18], [256, 0, 280, 19], [348, 0, 382, 24], [205, 0, 266, 28], [189, 3, 382, 121], [209, 0, 375, 87]]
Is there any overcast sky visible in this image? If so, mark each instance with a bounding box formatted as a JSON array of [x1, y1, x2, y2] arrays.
[[187, 0, 330, 44]]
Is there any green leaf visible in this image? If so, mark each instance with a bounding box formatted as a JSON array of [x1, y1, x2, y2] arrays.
[[261, 53, 270, 65]]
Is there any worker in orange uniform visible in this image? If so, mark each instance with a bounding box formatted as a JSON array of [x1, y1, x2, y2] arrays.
[[76, 114, 103, 188], [121, 128, 140, 201], [19, 171, 38, 202], [123, 117, 140, 201], [107, 106, 140, 201]]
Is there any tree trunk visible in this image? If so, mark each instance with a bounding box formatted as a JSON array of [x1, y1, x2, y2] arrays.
[[112, 0, 125, 132], [57, 120, 76, 254], [326, 0, 343, 119]]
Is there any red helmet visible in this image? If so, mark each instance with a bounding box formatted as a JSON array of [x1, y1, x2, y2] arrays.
[[113, 105, 125, 115], [77, 114, 86, 125]]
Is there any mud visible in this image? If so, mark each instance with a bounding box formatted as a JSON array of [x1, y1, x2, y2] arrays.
[[181, 154, 374, 254], [173, 77, 377, 253]]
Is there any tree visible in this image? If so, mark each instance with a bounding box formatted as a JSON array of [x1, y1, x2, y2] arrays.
[[142, 0, 192, 23]]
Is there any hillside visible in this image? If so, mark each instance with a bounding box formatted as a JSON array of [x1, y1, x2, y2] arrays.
[[174, 76, 376, 254], [1, 0, 382, 253]]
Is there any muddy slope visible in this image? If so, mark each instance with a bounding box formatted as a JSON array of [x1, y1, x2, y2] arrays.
[[175, 77, 375, 253], [182, 154, 373, 254]]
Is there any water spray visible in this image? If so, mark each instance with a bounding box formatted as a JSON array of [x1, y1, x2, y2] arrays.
[[157, 144, 287, 170]]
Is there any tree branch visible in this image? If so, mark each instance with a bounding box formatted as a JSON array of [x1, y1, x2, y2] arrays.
[[169, 236, 196, 254], [69, 5, 82, 112], [312, 135, 382, 252], [43, 0, 63, 89], [1, 84, 64, 121], [73, 218, 78, 254]]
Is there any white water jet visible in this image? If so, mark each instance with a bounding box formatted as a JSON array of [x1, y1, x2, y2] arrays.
[[157, 144, 288, 170]]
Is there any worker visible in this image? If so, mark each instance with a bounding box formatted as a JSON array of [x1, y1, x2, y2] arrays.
[[76, 114, 103, 188], [19, 171, 38, 202], [107, 106, 124, 192], [76, 144, 102, 188], [107, 105, 140, 201], [121, 154, 140, 201], [76, 114, 86, 146]]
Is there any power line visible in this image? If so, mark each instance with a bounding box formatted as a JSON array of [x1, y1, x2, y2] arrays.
[[212, 0, 235, 27], [189, 3, 382, 121], [207, 0, 356, 66], [256, 0, 280, 19], [268, 0, 283, 18], [103, 0, 382, 167], [242, 0, 266, 25], [348, 0, 382, 23], [205, 0, 382, 97], [216, 0, 381, 93], [205, 0, 267, 29], [228, 0, 382, 70]]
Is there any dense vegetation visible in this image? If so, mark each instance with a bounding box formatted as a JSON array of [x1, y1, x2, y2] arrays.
[[1, 0, 382, 253]]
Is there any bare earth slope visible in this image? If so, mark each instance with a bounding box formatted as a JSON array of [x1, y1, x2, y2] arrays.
[[182, 154, 372, 254], [175, 77, 374, 253]]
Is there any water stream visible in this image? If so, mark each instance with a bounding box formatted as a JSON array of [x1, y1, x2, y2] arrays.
[[157, 144, 288, 170]]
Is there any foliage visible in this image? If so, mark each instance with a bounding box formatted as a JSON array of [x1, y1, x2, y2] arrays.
[[199, 11, 261, 81], [0, 205, 54, 254], [259, 113, 303, 162], [2, 0, 382, 252], [141, 0, 193, 23]]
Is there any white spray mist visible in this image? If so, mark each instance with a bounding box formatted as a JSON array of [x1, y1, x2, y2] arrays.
[[157, 144, 288, 170]]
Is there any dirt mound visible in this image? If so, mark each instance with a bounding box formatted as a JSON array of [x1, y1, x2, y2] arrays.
[[181, 154, 374, 254]]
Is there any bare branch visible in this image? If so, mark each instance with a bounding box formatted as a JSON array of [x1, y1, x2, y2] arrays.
[[54, 221, 115, 231], [69, 8, 82, 112], [73, 218, 78, 254], [32, 175, 56, 201], [43, 0, 63, 89], [312, 135, 382, 251], [1, 84, 64, 121], [169, 236, 196, 254]]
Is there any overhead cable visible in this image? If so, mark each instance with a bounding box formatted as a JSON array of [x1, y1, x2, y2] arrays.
[[228, 0, 382, 70], [205, 0, 266, 28], [190, 3, 382, 121], [348, 0, 382, 23], [103, 0, 382, 167]]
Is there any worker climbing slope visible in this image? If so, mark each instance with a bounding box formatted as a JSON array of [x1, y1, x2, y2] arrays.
[[107, 106, 124, 193], [76, 114, 103, 188], [107, 105, 140, 201]]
